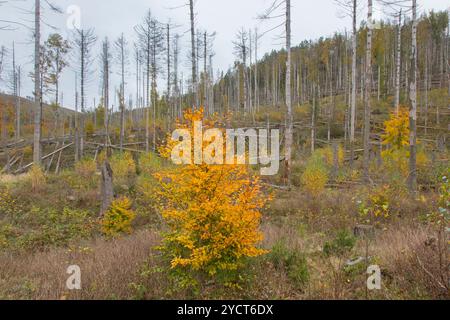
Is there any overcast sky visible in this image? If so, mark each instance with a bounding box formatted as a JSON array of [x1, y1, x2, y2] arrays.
[[0, 0, 448, 111]]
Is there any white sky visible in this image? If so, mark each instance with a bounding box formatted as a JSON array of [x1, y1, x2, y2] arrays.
[[0, 0, 448, 111]]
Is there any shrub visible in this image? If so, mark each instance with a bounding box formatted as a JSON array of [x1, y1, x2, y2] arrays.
[[316, 145, 345, 167], [155, 108, 269, 288], [110, 152, 137, 187], [138, 152, 163, 176], [27, 165, 46, 193], [269, 240, 309, 288], [0, 188, 22, 216], [382, 108, 410, 151], [301, 152, 329, 194], [75, 158, 98, 179], [85, 121, 95, 136], [358, 185, 391, 223], [323, 230, 356, 257], [2, 206, 95, 251], [101, 197, 136, 237]]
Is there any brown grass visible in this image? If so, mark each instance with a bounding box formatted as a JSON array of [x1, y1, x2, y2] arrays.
[[0, 229, 160, 300]]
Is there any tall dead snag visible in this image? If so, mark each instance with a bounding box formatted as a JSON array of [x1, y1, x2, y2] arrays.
[[189, 0, 198, 108], [101, 38, 112, 153], [363, 0, 373, 181], [395, 10, 402, 114], [100, 160, 114, 216], [408, 0, 417, 192], [350, 0, 357, 167], [33, 0, 42, 165], [285, 0, 293, 187], [12, 42, 21, 142], [73, 28, 96, 160], [334, 0, 358, 166], [115, 33, 128, 152], [233, 29, 249, 112], [135, 10, 163, 152]]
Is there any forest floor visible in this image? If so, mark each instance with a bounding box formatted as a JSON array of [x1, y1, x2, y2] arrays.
[[0, 155, 448, 300], [0, 90, 448, 300]]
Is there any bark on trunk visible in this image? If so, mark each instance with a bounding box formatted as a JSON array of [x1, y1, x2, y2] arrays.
[[100, 160, 114, 217]]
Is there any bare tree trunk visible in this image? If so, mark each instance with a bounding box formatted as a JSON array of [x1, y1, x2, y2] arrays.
[[425, 44, 429, 136], [285, 0, 293, 186], [189, 0, 198, 108], [118, 34, 126, 152], [350, 0, 357, 167], [395, 10, 402, 114], [100, 160, 114, 217], [363, 0, 373, 180], [74, 73, 79, 162], [13, 42, 20, 142], [254, 28, 259, 114], [33, 0, 42, 165], [408, 0, 418, 193], [80, 30, 85, 159], [311, 85, 316, 154], [103, 40, 110, 154]]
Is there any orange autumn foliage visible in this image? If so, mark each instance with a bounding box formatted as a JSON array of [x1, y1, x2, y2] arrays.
[[154, 108, 269, 277]]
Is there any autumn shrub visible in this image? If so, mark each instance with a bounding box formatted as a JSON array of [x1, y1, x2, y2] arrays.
[[110, 152, 137, 188], [75, 158, 97, 178], [357, 185, 392, 224], [101, 197, 136, 237], [300, 151, 329, 194], [0, 187, 22, 217], [155, 108, 269, 289], [381, 109, 432, 187], [316, 145, 345, 167], [138, 152, 164, 176], [27, 165, 46, 193], [85, 121, 95, 136], [382, 108, 409, 150]]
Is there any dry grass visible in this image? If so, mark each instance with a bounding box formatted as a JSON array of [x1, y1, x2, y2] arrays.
[[373, 224, 449, 299], [0, 183, 447, 300], [0, 229, 160, 300]]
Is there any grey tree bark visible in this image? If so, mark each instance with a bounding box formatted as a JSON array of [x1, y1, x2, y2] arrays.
[[285, 0, 293, 186], [363, 0, 373, 180], [350, 0, 357, 167], [395, 10, 402, 113], [189, 0, 198, 108], [33, 0, 42, 165], [408, 0, 418, 192], [100, 160, 114, 217]]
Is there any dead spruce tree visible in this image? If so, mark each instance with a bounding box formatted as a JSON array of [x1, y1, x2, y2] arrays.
[[114, 33, 128, 152], [233, 29, 249, 112], [335, 0, 360, 167], [100, 37, 112, 152], [72, 27, 97, 160], [363, 0, 373, 181], [258, 0, 294, 186]]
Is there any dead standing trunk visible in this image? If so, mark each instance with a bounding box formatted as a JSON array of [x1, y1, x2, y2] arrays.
[[100, 160, 114, 216], [363, 0, 373, 181], [350, 0, 357, 168], [33, 0, 42, 165], [285, 0, 293, 186], [408, 0, 418, 193]]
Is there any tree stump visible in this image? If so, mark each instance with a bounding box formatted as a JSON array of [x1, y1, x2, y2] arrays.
[[100, 160, 114, 217]]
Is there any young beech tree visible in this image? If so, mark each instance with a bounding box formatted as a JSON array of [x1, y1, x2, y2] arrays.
[[154, 108, 269, 280]]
